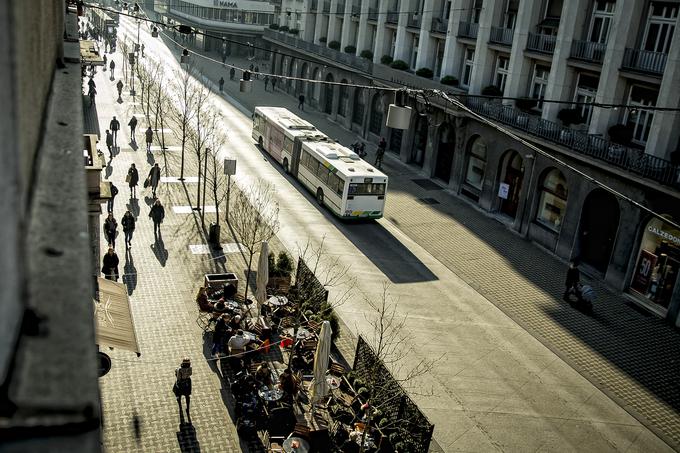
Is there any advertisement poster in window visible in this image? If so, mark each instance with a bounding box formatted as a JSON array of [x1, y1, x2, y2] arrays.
[[498, 182, 510, 199], [630, 250, 658, 294]]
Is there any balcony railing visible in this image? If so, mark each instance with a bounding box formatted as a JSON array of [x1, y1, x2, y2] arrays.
[[458, 21, 478, 40], [570, 40, 606, 64], [323, 1, 330, 12], [526, 32, 556, 54], [336, 2, 345, 14], [489, 26, 513, 46], [368, 7, 378, 21], [264, 28, 373, 74], [386, 12, 399, 24], [430, 17, 447, 33], [407, 14, 421, 28], [464, 96, 680, 188], [622, 48, 667, 75]]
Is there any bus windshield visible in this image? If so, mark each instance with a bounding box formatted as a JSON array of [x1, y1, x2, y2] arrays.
[[348, 183, 386, 196]]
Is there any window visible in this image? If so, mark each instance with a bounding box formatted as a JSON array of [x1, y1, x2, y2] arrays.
[[626, 85, 658, 145], [352, 89, 365, 124], [369, 93, 383, 135], [494, 55, 510, 92], [530, 64, 550, 109], [504, 0, 519, 29], [470, 0, 483, 22], [411, 37, 419, 68], [329, 173, 344, 196], [464, 137, 487, 190], [283, 136, 294, 154], [348, 182, 386, 195], [588, 1, 615, 44], [643, 2, 678, 53], [536, 169, 568, 230], [573, 73, 599, 125], [338, 82, 349, 117], [462, 48, 474, 87], [444, 0, 451, 19]]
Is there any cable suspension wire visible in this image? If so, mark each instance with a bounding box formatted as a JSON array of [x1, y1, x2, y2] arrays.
[[438, 90, 680, 231]]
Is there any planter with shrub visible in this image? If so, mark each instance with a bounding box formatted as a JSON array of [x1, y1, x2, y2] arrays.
[[344, 45, 356, 53], [288, 28, 299, 35], [416, 67, 434, 79], [515, 97, 538, 112], [328, 40, 341, 50], [269, 23, 279, 30], [268, 251, 294, 293], [440, 75, 459, 86], [380, 55, 393, 65], [557, 108, 585, 128], [608, 124, 633, 146], [390, 59, 409, 70], [360, 49, 373, 59], [279, 25, 289, 32], [319, 36, 327, 43], [481, 85, 503, 97]]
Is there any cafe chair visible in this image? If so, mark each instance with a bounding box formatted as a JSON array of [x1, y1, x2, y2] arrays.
[[329, 362, 346, 377], [263, 431, 285, 452], [196, 311, 214, 333], [292, 423, 311, 441]]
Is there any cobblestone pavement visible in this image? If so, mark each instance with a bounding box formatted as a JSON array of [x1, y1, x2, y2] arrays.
[[169, 40, 680, 449]]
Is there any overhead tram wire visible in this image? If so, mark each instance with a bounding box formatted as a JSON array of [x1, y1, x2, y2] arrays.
[[438, 90, 680, 231]]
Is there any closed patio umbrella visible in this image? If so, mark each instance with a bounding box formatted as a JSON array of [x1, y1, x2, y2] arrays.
[[255, 241, 269, 305], [310, 320, 332, 405]]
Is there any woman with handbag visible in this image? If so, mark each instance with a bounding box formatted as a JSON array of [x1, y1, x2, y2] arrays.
[[173, 357, 192, 418], [127, 163, 139, 198]]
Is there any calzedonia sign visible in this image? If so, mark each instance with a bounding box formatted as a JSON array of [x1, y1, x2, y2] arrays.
[[214, 0, 238, 6], [647, 225, 680, 246]]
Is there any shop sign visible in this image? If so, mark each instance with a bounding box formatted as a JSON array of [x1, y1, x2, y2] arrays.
[[630, 250, 658, 294], [215, 0, 238, 6], [498, 183, 509, 199], [647, 225, 680, 246]]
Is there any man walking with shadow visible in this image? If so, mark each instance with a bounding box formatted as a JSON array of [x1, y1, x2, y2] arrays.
[[116, 80, 124, 101], [145, 126, 154, 153], [147, 163, 161, 198], [149, 199, 165, 239], [105, 130, 114, 159], [110, 116, 120, 147], [128, 115, 138, 140], [109, 60, 115, 79]]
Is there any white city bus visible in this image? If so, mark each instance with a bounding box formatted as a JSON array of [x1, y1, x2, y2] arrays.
[[252, 106, 388, 219]]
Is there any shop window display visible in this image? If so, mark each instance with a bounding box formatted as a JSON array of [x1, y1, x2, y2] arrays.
[[536, 168, 568, 230], [464, 137, 487, 191]]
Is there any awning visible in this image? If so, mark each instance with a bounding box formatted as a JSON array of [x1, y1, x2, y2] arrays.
[[94, 277, 140, 355], [81, 40, 104, 66]]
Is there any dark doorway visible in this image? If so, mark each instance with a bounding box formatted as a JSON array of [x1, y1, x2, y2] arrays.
[[324, 74, 334, 114], [434, 124, 455, 183], [578, 189, 620, 273], [499, 151, 523, 219]]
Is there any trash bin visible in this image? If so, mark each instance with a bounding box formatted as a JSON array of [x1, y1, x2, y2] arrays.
[[209, 222, 220, 245]]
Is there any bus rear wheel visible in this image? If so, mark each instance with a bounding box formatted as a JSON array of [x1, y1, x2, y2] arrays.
[[316, 189, 324, 205], [283, 158, 289, 174]]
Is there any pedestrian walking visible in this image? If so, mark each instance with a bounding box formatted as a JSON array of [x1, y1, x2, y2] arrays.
[[147, 163, 161, 198], [149, 199, 165, 238], [121, 210, 136, 248], [563, 260, 581, 301], [141, 43, 145, 58], [298, 94, 305, 111], [127, 163, 139, 197], [145, 126, 153, 153], [271, 77, 277, 91], [128, 115, 138, 138], [101, 247, 120, 281], [87, 76, 96, 92], [88, 84, 97, 106], [116, 79, 124, 100], [103, 212, 118, 248], [173, 358, 192, 418], [109, 116, 120, 147], [102, 54, 107, 70], [107, 182, 119, 213], [229, 67, 235, 80], [219, 76, 224, 92], [109, 59, 115, 79], [375, 137, 386, 169], [264, 75, 269, 91], [254, 65, 259, 79], [249, 63, 254, 71], [105, 130, 114, 158]]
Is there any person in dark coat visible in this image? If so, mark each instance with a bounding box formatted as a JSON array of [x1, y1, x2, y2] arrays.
[[107, 182, 118, 213], [110, 116, 120, 147], [127, 163, 139, 198], [173, 357, 192, 417], [564, 261, 581, 301], [229, 67, 235, 80], [218, 76, 224, 92], [103, 212, 118, 248], [148, 163, 161, 198], [128, 115, 138, 138], [105, 130, 114, 159], [375, 137, 386, 169], [116, 79, 124, 100], [121, 210, 136, 248], [298, 94, 305, 110], [149, 199, 165, 237], [102, 247, 120, 281], [211, 315, 229, 358], [109, 59, 116, 78], [145, 126, 153, 153]]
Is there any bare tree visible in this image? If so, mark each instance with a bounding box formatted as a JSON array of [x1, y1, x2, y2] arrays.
[[171, 67, 197, 181], [150, 66, 171, 174], [204, 118, 228, 227], [117, 38, 131, 84], [228, 179, 280, 301], [187, 80, 212, 216]]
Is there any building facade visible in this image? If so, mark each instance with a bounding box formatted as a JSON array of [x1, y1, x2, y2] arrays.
[[263, 0, 680, 324]]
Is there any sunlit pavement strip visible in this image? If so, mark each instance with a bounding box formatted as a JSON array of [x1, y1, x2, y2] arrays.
[[189, 243, 241, 254], [161, 176, 199, 183], [172, 205, 217, 214]]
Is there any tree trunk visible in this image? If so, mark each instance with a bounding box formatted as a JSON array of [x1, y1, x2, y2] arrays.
[[180, 122, 186, 180], [244, 252, 254, 301]]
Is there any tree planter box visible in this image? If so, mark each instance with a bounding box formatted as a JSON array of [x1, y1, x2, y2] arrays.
[[267, 275, 292, 294], [204, 273, 239, 291]]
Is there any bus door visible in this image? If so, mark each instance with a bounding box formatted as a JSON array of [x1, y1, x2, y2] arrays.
[[290, 139, 303, 177]]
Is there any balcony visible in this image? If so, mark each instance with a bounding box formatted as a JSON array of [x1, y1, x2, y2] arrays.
[[489, 26, 513, 46], [336, 2, 345, 14], [526, 32, 556, 54], [386, 12, 399, 24], [323, 1, 330, 12], [622, 48, 667, 75], [570, 40, 606, 64], [263, 28, 373, 73], [458, 21, 478, 40], [430, 17, 447, 33], [407, 14, 421, 28], [368, 7, 378, 21], [464, 97, 680, 188]]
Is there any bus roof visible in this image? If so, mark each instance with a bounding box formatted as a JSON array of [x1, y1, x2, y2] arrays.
[[255, 106, 317, 131], [302, 141, 387, 180]]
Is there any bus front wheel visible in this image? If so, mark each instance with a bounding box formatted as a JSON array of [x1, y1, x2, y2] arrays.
[[283, 158, 289, 174], [316, 189, 324, 205]]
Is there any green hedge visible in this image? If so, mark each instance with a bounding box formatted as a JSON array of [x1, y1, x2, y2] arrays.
[[360, 49, 373, 59], [440, 75, 459, 86], [380, 55, 393, 65], [328, 40, 341, 50], [269, 23, 279, 30], [344, 45, 356, 53], [390, 59, 409, 70], [416, 67, 433, 78]]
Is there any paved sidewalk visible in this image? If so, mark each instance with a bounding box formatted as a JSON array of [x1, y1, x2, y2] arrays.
[[167, 41, 680, 449]]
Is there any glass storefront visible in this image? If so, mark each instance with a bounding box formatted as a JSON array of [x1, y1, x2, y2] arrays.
[[630, 217, 680, 310]]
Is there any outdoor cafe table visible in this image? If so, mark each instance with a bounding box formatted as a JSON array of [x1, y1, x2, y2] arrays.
[[258, 387, 284, 402], [282, 436, 310, 453], [213, 299, 241, 314], [326, 376, 341, 390], [267, 295, 289, 306]]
